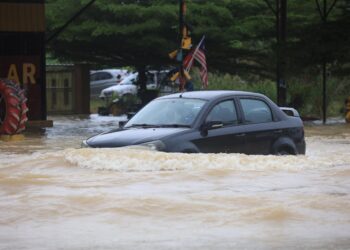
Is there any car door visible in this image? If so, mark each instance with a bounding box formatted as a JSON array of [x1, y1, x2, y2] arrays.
[[192, 99, 246, 153], [90, 72, 114, 97], [238, 97, 277, 155], [98, 72, 115, 90], [90, 72, 102, 97]]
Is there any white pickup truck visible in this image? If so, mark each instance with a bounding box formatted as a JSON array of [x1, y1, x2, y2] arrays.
[[99, 72, 138, 98], [99, 70, 168, 99]]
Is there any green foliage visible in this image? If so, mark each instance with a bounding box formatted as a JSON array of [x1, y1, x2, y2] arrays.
[[190, 68, 348, 118], [46, 0, 350, 118], [46, 0, 178, 67], [90, 97, 105, 113], [46, 0, 350, 78], [288, 76, 350, 117], [190, 67, 276, 101]]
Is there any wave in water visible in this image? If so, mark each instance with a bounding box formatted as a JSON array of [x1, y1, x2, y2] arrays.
[[1, 137, 349, 172]]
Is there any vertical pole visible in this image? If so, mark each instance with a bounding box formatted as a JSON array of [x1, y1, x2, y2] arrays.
[[276, 0, 280, 104], [322, 60, 327, 124], [179, 0, 185, 91], [322, 0, 327, 124], [276, 0, 287, 106], [41, 32, 47, 120]]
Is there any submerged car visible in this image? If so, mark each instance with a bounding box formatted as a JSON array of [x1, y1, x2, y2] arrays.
[[82, 91, 306, 155]]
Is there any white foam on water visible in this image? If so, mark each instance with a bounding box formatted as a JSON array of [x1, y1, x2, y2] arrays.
[[1, 134, 349, 173], [62, 143, 350, 172]]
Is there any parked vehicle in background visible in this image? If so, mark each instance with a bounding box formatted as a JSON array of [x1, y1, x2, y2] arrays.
[[90, 69, 129, 98], [83, 90, 306, 155], [99, 72, 138, 98], [99, 70, 171, 99]]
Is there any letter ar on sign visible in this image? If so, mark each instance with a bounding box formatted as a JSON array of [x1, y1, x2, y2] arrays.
[[7, 63, 37, 85]]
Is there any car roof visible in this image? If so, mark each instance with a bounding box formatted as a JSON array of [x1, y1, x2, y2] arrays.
[[157, 90, 267, 101], [90, 69, 128, 75]]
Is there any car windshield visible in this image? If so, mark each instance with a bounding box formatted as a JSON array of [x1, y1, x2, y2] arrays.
[[125, 98, 207, 128]]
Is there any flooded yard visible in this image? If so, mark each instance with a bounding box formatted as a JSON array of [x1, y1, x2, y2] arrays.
[[0, 115, 350, 249]]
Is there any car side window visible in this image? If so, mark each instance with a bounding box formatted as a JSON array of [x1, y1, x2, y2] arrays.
[[100, 72, 112, 80], [90, 73, 97, 81], [206, 100, 238, 125], [240, 98, 273, 124], [94, 72, 104, 81]]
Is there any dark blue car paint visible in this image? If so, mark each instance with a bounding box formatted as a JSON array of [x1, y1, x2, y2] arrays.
[[85, 91, 306, 154]]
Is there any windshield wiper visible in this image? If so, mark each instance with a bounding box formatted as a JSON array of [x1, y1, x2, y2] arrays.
[[126, 124, 161, 128], [158, 124, 191, 128], [127, 123, 191, 128]]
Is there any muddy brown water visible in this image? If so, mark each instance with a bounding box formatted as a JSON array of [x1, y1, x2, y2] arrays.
[[0, 115, 350, 249]]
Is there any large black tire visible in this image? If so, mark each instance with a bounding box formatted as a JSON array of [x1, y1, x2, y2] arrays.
[[0, 79, 28, 135]]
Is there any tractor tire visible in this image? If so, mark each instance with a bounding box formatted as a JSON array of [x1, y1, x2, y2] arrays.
[[0, 79, 28, 135]]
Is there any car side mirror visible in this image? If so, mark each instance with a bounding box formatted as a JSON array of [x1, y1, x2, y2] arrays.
[[119, 120, 127, 128], [127, 112, 135, 119], [201, 121, 224, 132]]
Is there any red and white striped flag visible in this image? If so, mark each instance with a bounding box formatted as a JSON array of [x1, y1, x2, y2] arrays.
[[183, 36, 208, 88]]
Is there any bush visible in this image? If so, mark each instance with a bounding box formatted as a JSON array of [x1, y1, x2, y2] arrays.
[[190, 68, 276, 101], [189, 67, 349, 118], [287, 76, 350, 118]]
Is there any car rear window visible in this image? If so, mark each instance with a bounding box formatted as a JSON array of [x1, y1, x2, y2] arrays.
[[90, 72, 113, 81], [240, 98, 273, 124]]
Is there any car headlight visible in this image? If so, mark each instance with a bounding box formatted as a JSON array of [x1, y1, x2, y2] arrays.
[[81, 140, 90, 148], [139, 140, 165, 151]]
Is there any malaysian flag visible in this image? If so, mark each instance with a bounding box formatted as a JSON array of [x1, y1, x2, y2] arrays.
[[184, 36, 208, 88]]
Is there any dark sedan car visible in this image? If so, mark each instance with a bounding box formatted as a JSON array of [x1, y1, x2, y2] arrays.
[[82, 91, 306, 155]]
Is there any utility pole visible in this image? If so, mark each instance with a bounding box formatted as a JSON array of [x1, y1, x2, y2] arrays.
[[315, 0, 338, 124], [263, 0, 287, 106], [276, 0, 287, 107]]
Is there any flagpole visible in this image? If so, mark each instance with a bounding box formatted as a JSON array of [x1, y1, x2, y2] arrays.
[[185, 35, 205, 72], [179, 0, 185, 91]]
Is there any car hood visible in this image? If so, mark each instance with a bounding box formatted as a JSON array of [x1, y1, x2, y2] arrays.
[[101, 84, 133, 93], [86, 127, 189, 148]]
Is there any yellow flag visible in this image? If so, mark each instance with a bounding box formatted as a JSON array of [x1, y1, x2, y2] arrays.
[[168, 50, 178, 59], [184, 70, 191, 80], [170, 72, 179, 81], [181, 37, 192, 50]]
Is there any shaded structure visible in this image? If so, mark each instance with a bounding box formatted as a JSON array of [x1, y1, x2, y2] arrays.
[[46, 64, 90, 115], [0, 0, 46, 121]]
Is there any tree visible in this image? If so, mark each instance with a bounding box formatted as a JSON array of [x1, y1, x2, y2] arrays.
[[46, 0, 276, 77], [46, 0, 350, 82], [46, 0, 178, 68]]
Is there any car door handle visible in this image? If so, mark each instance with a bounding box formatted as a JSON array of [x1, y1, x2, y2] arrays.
[[236, 133, 246, 137], [274, 130, 283, 134]]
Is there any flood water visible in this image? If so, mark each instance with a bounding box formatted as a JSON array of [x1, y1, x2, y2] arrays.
[[0, 115, 350, 249]]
